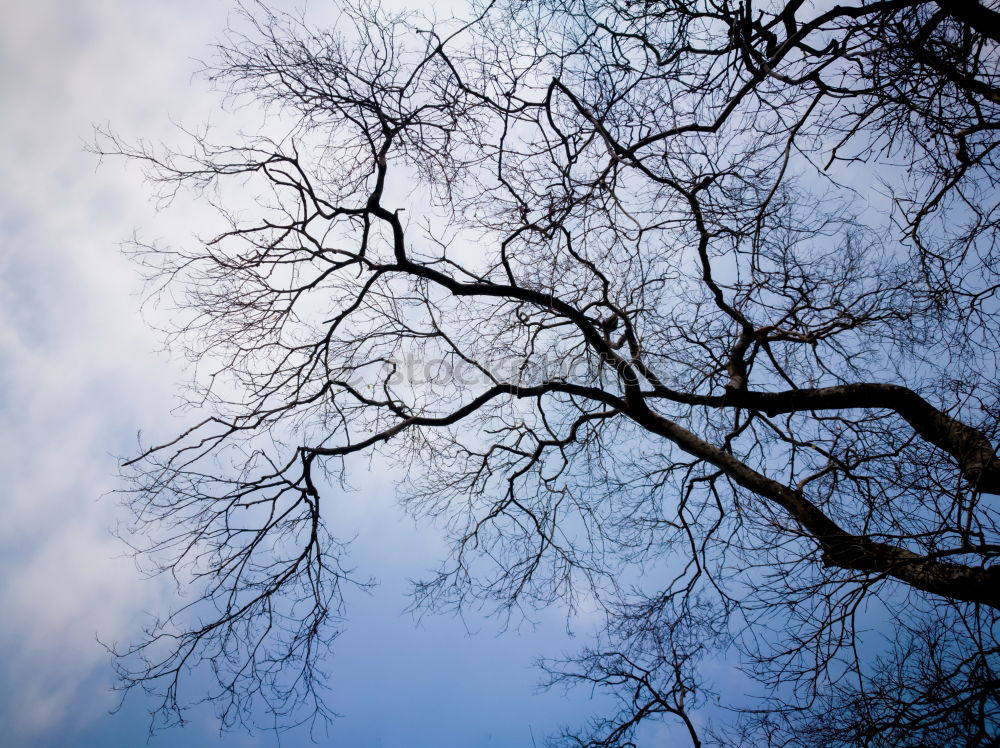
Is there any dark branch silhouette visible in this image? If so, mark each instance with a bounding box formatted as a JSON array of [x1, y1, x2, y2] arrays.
[[96, 0, 1000, 742]]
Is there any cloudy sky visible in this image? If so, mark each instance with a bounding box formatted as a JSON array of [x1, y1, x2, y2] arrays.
[[0, 2, 635, 746]]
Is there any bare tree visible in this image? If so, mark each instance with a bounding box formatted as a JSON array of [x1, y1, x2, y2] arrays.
[[97, 0, 1000, 743]]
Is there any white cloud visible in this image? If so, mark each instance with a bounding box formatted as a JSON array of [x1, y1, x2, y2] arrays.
[[0, 0, 431, 737], [0, 0, 232, 737]]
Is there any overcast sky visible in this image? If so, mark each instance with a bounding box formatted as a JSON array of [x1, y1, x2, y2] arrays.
[[0, 2, 643, 746]]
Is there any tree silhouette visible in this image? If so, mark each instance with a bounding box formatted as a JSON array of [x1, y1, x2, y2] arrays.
[[98, 0, 1000, 743]]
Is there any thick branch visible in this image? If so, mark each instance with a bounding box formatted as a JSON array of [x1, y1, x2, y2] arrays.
[[938, 0, 1000, 44], [728, 383, 1000, 495], [626, 400, 1000, 610], [643, 382, 1000, 494]]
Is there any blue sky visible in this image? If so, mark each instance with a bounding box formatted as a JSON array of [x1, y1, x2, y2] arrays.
[[0, 1, 797, 744], [0, 3, 908, 745], [0, 2, 645, 745], [1, 4, 985, 745]]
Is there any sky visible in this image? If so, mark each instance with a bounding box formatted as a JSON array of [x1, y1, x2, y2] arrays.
[[0, 1, 645, 746]]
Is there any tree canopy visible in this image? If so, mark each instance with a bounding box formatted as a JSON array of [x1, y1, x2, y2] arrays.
[[100, 0, 1000, 744]]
